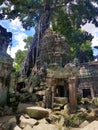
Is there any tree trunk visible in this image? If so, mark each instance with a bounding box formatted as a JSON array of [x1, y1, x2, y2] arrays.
[[20, 4, 52, 77]]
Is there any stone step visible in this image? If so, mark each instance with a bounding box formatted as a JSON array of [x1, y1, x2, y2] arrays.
[[54, 97, 68, 105]]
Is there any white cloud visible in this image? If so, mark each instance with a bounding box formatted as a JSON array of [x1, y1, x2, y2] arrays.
[[5, 18, 28, 58], [81, 23, 98, 47], [91, 36, 98, 47], [7, 32, 27, 58], [0, 18, 34, 59], [81, 22, 98, 35], [9, 18, 25, 31]]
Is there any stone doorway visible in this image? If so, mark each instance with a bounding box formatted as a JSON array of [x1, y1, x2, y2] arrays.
[[55, 84, 69, 98], [56, 85, 65, 97], [83, 89, 91, 98]]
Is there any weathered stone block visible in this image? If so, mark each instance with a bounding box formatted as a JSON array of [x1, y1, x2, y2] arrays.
[[26, 106, 49, 119]]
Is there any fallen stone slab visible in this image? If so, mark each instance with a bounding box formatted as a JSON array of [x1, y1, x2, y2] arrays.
[[20, 116, 37, 128], [82, 120, 98, 130], [79, 120, 89, 128], [26, 106, 49, 119], [17, 103, 33, 113]]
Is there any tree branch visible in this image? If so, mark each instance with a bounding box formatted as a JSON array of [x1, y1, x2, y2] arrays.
[[28, 0, 74, 13]]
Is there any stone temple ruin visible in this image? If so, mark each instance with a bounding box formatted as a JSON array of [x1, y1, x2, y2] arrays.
[[0, 25, 13, 106], [16, 30, 76, 112], [31, 30, 98, 111], [36, 29, 70, 67], [16, 29, 98, 112], [1, 26, 98, 113], [78, 62, 98, 98]]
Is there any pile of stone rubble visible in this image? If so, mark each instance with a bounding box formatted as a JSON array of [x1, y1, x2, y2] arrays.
[[1, 103, 98, 130]]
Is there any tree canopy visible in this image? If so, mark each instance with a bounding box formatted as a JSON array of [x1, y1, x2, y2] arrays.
[[0, 0, 98, 75], [1, 0, 98, 29]]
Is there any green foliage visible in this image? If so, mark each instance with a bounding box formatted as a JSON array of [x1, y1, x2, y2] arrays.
[[52, 9, 73, 38], [52, 8, 94, 62], [0, 0, 96, 64], [63, 113, 87, 127], [69, 0, 98, 28], [92, 98, 98, 106], [0, 0, 44, 29], [23, 36, 32, 49], [14, 50, 27, 71], [76, 40, 94, 63], [1, 0, 98, 29], [14, 36, 32, 71]]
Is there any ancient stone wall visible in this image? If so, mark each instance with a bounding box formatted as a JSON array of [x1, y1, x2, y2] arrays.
[[36, 29, 70, 67], [0, 25, 13, 106]]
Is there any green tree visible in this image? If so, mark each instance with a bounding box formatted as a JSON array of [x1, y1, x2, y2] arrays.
[[24, 36, 32, 49], [0, 0, 97, 75], [14, 50, 27, 71], [1, 1, 98, 29], [52, 8, 94, 62], [76, 40, 94, 63], [14, 36, 32, 71]]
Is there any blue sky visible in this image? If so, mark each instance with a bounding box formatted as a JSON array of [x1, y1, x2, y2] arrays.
[[0, 18, 98, 58], [0, 18, 35, 58]]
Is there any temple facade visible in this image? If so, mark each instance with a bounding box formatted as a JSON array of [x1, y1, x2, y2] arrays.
[[17, 29, 77, 112], [17, 29, 98, 113], [78, 62, 98, 99]]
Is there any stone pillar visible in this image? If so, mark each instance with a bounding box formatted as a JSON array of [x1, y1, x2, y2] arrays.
[[45, 78, 52, 108], [68, 76, 77, 113], [45, 87, 52, 108], [90, 85, 94, 99]]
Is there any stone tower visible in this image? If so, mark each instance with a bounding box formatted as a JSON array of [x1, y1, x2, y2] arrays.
[[36, 29, 70, 67]]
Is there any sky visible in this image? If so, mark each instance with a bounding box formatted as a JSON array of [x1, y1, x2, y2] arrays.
[[0, 18, 98, 58], [0, 18, 35, 58], [82, 23, 98, 56]]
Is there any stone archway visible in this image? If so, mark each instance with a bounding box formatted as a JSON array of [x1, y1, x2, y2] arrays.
[[45, 76, 77, 112], [54, 80, 69, 98]]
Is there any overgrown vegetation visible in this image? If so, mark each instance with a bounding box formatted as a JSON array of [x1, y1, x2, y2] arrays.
[[14, 36, 32, 71]]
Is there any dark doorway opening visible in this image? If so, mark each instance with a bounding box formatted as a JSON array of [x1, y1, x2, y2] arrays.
[[83, 89, 91, 98], [56, 85, 65, 97]]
